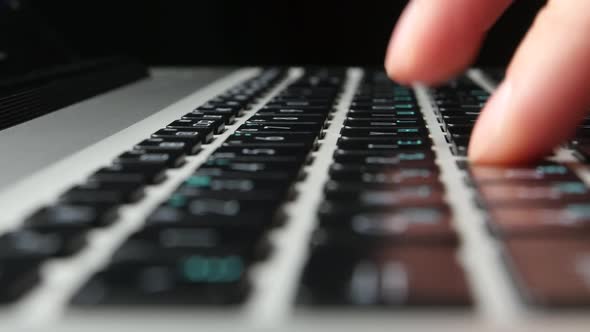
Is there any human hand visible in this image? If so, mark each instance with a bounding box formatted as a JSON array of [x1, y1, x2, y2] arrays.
[[384, 0, 590, 164]]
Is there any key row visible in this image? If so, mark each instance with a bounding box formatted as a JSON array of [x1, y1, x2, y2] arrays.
[[0, 69, 287, 304], [299, 70, 472, 307], [71, 69, 347, 306]]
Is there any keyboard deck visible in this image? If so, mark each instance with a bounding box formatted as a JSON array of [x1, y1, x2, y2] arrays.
[[1, 67, 590, 331]]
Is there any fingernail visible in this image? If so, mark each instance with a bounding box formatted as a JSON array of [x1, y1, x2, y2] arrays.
[[468, 80, 514, 163], [386, 0, 422, 76]]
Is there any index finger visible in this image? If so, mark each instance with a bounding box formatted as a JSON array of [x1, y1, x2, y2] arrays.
[[385, 0, 512, 84]]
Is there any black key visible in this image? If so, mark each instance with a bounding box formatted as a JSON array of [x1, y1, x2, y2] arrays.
[[317, 205, 455, 244], [209, 150, 308, 164], [324, 182, 445, 206], [0, 262, 41, 303], [487, 203, 590, 238], [168, 118, 225, 135], [73, 242, 250, 305], [256, 110, 330, 118], [337, 137, 430, 150], [60, 180, 145, 205], [347, 110, 420, 119], [96, 165, 166, 185], [214, 146, 311, 158], [152, 128, 212, 145], [117, 150, 185, 169], [184, 110, 236, 125], [239, 122, 323, 135], [201, 159, 304, 174], [299, 245, 471, 306], [442, 117, 478, 125], [574, 144, 590, 162], [344, 119, 424, 128], [244, 121, 325, 131], [223, 133, 318, 150], [264, 104, 331, 111], [0, 230, 86, 259], [340, 127, 428, 137], [505, 239, 590, 307], [248, 115, 328, 126], [136, 138, 200, 155], [330, 167, 440, 185], [25, 205, 118, 230], [180, 175, 291, 193], [130, 227, 268, 260], [196, 104, 242, 115], [446, 125, 474, 136], [146, 198, 280, 229], [333, 150, 435, 165], [469, 163, 579, 184], [193, 168, 299, 182], [478, 181, 590, 206]]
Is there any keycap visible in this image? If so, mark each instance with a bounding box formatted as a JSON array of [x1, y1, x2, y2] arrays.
[[324, 180, 444, 204], [299, 245, 471, 306], [136, 138, 200, 155], [340, 127, 428, 137], [146, 198, 281, 229], [239, 122, 323, 134], [60, 181, 145, 205], [117, 150, 185, 169], [332, 150, 435, 164], [330, 167, 440, 185], [469, 164, 579, 184], [0, 230, 86, 259], [168, 118, 225, 135], [210, 149, 308, 164], [344, 119, 424, 128], [574, 144, 590, 162], [505, 238, 590, 307], [337, 137, 431, 150], [317, 205, 455, 245], [0, 262, 41, 303], [73, 242, 250, 305], [26, 205, 118, 230], [478, 181, 590, 206], [97, 165, 167, 185], [248, 115, 328, 126], [487, 203, 590, 237], [152, 128, 212, 145], [223, 133, 318, 150], [184, 110, 236, 125]]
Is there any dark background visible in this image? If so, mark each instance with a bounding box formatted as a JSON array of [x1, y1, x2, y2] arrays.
[[5, 0, 547, 68]]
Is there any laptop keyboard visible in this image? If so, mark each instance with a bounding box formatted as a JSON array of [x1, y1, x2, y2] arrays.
[[2, 67, 590, 323]]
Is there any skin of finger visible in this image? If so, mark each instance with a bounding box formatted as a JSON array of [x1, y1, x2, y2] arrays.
[[469, 0, 590, 164], [385, 0, 512, 84]]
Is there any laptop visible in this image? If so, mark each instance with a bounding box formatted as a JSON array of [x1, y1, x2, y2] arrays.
[[1, 2, 590, 332]]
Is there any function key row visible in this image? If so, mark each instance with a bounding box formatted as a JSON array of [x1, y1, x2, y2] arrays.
[[299, 70, 472, 307], [71, 69, 347, 306]]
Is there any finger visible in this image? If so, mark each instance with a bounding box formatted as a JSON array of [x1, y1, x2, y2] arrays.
[[469, 0, 590, 164], [385, 0, 512, 84]]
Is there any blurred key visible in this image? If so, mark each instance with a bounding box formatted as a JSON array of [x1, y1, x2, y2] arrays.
[[478, 181, 590, 206], [0, 262, 41, 303], [73, 242, 250, 306], [470, 164, 578, 184], [488, 203, 590, 237], [505, 238, 590, 307], [317, 205, 456, 245], [300, 245, 471, 306]]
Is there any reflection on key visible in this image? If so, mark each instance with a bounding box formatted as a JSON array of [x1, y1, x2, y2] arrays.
[[506, 239, 590, 307], [489, 203, 590, 237]]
